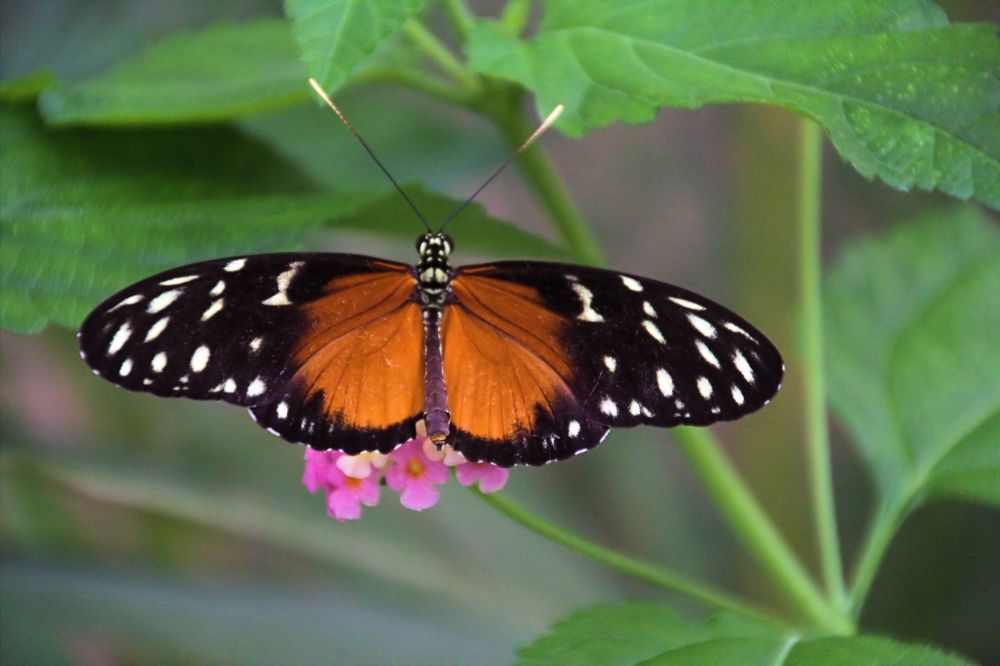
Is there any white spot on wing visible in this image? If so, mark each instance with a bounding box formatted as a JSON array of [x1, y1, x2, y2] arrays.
[[160, 274, 198, 286], [697, 376, 713, 398], [246, 377, 266, 398], [210, 280, 226, 296], [119, 358, 133, 377], [733, 350, 755, 384], [249, 337, 263, 352], [109, 294, 143, 311], [642, 320, 666, 344], [641, 406, 654, 417], [263, 261, 304, 306], [604, 356, 617, 372], [223, 378, 237, 393], [629, 400, 642, 416], [147, 289, 181, 314], [224, 258, 246, 272], [670, 297, 705, 311], [724, 321, 756, 341], [201, 298, 224, 321], [108, 322, 132, 355], [696, 340, 721, 368], [570, 282, 604, 322], [190, 345, 211, 373], [144, 317, 169, 342], [643, 301, 657, 318], [687, 313, 717, 338], [568, 420, 581, 438], [600, 396, 618, 417], [732, 385, 745, 405], [276, 402, 289, 419], [620, 275, 643, 292], [656, 368, 674, 396], [151, 352, 167, 373]]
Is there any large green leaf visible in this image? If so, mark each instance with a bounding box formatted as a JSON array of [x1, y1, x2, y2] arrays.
[[0, 561, 517, 665], [466, 1, 1000, 209], [37, 20, 308, 125], [0, 102, 565, 333], [517, 603, 974, 665], [826, 209, 1000, 509], [284, 0, 429, 92]]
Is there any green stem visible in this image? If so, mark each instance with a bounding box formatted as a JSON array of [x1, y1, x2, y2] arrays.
[[490, 97, 606, 266], [849, 484, 922, 617], [474, 488, 794, 629], [403, 20, 481, 95], [442, 0, 475, 42], [672, 427, 853, 635], [797, 119, 845, 605], [357, 68, 472, 106]]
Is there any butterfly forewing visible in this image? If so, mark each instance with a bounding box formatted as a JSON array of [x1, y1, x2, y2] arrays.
[[446, 261, 783, 465], [78, 253, 422, 453]]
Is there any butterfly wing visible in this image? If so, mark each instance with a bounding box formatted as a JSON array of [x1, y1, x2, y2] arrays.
[[78, 253, 423, 454], [446, 261, 784, 466]]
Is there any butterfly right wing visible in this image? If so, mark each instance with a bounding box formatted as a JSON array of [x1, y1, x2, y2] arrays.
[[79, 253, 424, 454]]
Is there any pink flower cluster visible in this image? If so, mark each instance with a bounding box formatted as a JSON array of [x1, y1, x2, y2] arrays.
[[302, 424, 508, 522]]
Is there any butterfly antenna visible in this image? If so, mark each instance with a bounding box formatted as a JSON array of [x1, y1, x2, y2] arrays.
[[439, 104, 564, 232], [308, 78, 431, 232]]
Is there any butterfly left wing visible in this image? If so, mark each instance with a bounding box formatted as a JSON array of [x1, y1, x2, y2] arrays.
[[445, 261, 784, 466], [78, 253, 424, 454]]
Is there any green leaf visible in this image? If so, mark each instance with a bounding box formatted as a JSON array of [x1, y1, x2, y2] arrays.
[[0, 104, 325, 332], [466, 1, 1000, 209], [0, 104, 563, 333], [518, 603, 975, 665], [0, 561, 517, 665], [826, 209, 1000, 509], [284, 0, 429, 92], [38, 20, 308, 125], [0, 71, 58, 103], [325, 183, 568, 260]]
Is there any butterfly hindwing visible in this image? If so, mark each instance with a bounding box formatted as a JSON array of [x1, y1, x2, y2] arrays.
[[446, 261, 783, 465], [79, 253, 423, 454]]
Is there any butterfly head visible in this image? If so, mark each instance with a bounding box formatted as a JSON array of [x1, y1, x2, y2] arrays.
[[416, 233, 454, 301]]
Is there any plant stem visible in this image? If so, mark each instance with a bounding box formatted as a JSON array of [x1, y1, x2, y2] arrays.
[[490, 98, 606, 265], [797, 119, 845, 605], [357, 68, 472, 106], [442, 0, 475, 42], [474, 488, 794, 629], [672, 427, 853, 634], [403, 20, 481, 95]]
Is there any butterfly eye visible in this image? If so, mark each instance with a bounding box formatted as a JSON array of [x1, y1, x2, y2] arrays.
[[416, 236, 428, 255]]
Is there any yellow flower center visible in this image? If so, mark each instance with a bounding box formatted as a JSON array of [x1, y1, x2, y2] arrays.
[[406, 458, 425, 478]]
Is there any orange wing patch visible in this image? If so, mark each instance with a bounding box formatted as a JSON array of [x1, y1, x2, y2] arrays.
[[293, 268, 423, 430], [445, 273, 573, 442]]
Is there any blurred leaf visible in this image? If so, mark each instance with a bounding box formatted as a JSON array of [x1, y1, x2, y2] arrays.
[[826, 209, 1000, 511], [327, 183, 567, 259], [466, 1, 1000, 208], [284, 0, 429, 92], [0, 103, 563, 333], [0, 560, 518, 666], [517, 603, 974, 665], [38, 20, 307, 125], [0, 70, 58, 102], [784, 636, 974, 666]]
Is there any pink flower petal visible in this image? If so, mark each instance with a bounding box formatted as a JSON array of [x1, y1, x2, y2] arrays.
[[455, 463, 509, 493], [399, 481, 441, 511]]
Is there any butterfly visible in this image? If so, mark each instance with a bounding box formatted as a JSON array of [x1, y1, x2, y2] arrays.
[[78, 84, 783, 468]]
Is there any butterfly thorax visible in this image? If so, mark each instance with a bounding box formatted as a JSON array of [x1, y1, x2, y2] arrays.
[[415, 233, 453, 309]]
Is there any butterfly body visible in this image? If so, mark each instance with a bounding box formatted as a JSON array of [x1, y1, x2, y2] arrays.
[[79, 233, 783, 467]]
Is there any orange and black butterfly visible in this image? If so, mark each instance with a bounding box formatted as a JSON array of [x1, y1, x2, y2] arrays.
[[78, 87, 783, 468]]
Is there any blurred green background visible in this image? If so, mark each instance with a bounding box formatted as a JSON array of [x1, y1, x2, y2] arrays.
[[2, 1, 998, 664]]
